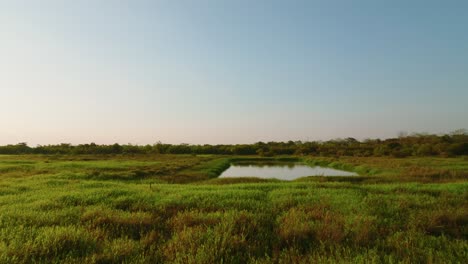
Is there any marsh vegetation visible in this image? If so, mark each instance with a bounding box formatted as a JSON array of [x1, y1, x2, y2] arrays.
[[0, 154, 466, 263]]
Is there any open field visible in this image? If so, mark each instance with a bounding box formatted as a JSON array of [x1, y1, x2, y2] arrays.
[[0, 155, 467, 263]]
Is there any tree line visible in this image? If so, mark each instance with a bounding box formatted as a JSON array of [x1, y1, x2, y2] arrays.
[[0, 131, 467, 157]]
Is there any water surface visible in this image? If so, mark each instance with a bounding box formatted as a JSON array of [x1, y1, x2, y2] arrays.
[[219, 162, 357, 180]]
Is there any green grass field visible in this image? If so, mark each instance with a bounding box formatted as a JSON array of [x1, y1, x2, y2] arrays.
[[0, 155, 466, 263]]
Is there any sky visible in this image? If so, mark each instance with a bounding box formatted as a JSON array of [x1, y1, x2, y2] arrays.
[[1, 0, 467, 145]]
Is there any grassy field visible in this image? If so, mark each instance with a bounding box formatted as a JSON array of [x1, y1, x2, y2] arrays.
[[0, 155, 467, 263]]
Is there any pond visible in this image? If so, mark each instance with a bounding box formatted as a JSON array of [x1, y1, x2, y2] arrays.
[[219, 161, 358, 180]]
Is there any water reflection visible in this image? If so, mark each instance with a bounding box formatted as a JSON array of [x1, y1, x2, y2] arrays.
[[219, 162, 357, 180]]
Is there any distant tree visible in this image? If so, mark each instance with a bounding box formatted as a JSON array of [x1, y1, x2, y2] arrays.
[[0, 131, 466, 157], [416, 144, 434, 156], [450, 129, 467, 136], [111, 143, 123, 154], [448, 143, 468, 156]]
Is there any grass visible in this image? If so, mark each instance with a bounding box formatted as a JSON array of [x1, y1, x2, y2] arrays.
[[304, 156, 468, 182], [0, 154, 467, 263]]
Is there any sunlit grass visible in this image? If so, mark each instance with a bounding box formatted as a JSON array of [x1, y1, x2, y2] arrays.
[[0, 155, 466, 263]]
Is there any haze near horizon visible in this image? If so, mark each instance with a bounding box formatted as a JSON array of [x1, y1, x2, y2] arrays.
[[1, 0, 467, 145]]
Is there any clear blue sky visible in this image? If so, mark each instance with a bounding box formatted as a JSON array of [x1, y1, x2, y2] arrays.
[[1, 0, 467, 145]]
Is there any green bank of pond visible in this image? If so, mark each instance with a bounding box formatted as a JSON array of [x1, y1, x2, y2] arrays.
[[218, 160, 358, 180]]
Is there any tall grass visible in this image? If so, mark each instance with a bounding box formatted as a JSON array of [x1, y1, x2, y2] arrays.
[[0, 155, 466, 263]]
